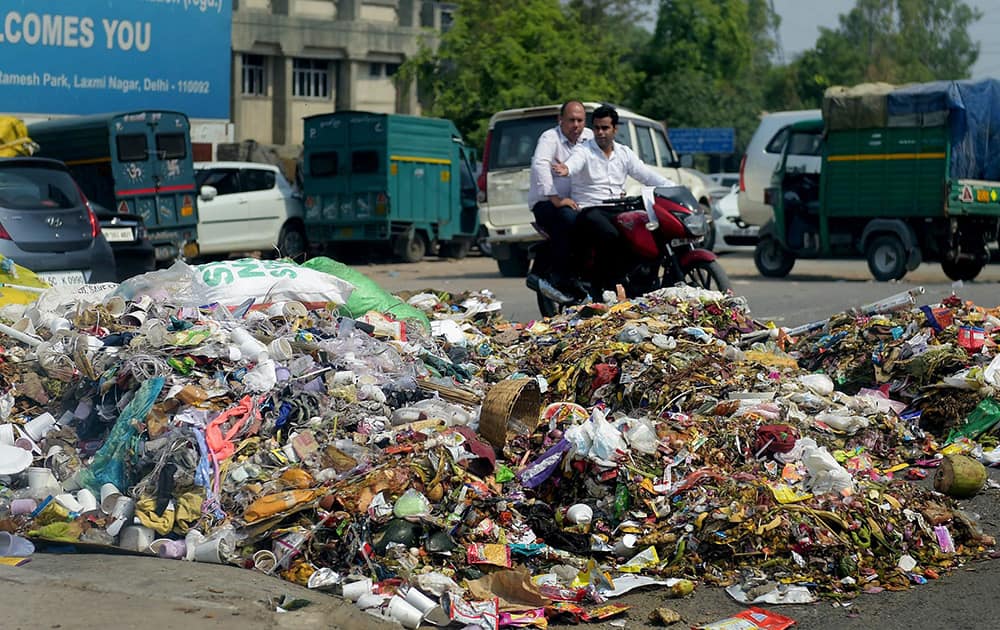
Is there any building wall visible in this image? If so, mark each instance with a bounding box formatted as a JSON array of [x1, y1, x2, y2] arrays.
[[231, 0, 445, 149]]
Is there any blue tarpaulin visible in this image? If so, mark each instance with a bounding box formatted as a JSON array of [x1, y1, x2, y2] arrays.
[[887, 79, 1000, 182]]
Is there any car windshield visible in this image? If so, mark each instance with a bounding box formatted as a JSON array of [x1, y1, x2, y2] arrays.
[[0, 164, 83, 210]]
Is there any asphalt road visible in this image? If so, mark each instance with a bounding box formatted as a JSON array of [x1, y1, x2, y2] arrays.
[[360, 251, 1000, 325]]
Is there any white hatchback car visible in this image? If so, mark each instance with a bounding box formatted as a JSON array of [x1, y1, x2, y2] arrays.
[[737, 110, 821, 227], [194, 161, 307, 260]]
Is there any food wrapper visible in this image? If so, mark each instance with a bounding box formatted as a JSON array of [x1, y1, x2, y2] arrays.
[[467, 543, 512, 568], [617, 545, 659, 573], [697, 607, 796, 630], [499, 608, 547, 628], [445, 593, 499, 630], [579, 603, 629, 622]]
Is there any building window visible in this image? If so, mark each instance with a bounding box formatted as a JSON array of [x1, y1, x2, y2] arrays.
[[242, 54, 266, 96], [293, 59, 330, 98], [440, 9, 454, 32], [368, 62, 400, 79]]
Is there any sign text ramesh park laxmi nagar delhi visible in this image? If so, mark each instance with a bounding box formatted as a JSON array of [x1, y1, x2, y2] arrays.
[[0, 0, 231, 120]]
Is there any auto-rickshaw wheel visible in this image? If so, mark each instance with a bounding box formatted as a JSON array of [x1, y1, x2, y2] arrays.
[[754, 237, 795, 278], [865, 234, 907, 281], [941, 258, 985, 282]]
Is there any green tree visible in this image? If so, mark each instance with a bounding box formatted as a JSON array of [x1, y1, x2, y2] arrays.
[[399, 0, 638, 149], [774, 0, 982, 107], [632, 0, 779, 153]]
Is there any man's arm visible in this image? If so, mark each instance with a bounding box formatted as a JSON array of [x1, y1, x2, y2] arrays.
[[531, 130, 561, 198], [624, 147, 675, 187]]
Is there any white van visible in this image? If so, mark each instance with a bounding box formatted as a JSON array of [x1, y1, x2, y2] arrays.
[[477, 102, 713, 276], [737, 109, 821, 227]]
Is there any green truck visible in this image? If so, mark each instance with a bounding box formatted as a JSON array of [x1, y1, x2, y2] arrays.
[[754, 79, 1000, 281], [301, 111, 479, 262], [28, 111, 200, 264]]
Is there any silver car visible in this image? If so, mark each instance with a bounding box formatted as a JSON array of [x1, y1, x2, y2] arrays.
[[0, 158, 116, 285]]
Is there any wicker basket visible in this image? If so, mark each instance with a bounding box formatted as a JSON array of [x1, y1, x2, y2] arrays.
[[479, 378, 542, 449]]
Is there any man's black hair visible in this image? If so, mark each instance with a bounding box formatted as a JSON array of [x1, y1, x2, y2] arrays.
[[592, 104, 619, 126], [560, 100, 584, 116]]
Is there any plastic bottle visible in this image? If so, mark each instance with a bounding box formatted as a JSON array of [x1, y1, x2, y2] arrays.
[[613, 482, 630, 522]]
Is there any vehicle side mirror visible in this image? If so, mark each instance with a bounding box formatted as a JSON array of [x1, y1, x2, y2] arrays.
[[200, 185, 217, 202]]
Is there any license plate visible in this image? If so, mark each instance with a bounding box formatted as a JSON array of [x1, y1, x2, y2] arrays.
[[38, 271, 87, 287], [102, 227, 134, 242]]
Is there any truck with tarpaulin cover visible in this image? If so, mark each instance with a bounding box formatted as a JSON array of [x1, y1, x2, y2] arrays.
[[28, 111, 200, 265], [753, 79, 1000, 282], [301, 111, 479, 262]]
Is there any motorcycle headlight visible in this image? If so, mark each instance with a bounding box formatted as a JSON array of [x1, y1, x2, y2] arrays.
[[683, 213, 707, 237]]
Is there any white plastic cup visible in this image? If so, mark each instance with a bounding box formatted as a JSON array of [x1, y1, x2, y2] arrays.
[[252, 549, 277, 573], [118, 525, 155, 552], [565, 503, 593, 525], [268, 301, 307, 318], [0, 423, 14, 446], [268, 338, 293, 361], [27, 466, 58, 497], [231, 327, 267, 361], [403, 587, 438, 614], [100, 483, 121, 514], [387, 595, 424, 629], [193, 533, 234, 564], [355, 593, 384, 610], [106, 495, 135, 537], [0, 532, 35, 557], [341, 577, 374, 602], [23, 412, 57, 441], [104, 296, 127, 317], [131, 295, 153, 313], [54, 493, 84, 513], [140, 319, 168, 347], [121, 310, 147, 327], [613, 533, 639, 558], [75, 488, 98, 513]]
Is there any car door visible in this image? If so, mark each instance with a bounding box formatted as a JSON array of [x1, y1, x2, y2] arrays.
[[195, 167, 246, 255], [239, 166, 282, 250]]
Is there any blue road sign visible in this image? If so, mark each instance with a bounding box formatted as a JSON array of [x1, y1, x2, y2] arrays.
[[0, 1, 231, 119], [668, 127, 735, 154]]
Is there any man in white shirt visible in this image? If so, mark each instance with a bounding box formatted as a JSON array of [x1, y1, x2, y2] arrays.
[[528, 101, 593, 296], [556, 104, 675, 293]]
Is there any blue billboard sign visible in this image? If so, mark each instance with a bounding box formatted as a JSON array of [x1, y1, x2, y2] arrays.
[[668, 127, 736, 154], [0, 0, 231, 119]]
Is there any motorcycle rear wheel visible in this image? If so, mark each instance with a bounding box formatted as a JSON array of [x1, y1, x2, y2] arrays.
[[682, 260, 732, 293]]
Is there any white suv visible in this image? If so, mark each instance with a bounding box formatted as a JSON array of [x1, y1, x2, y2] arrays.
[[194, 161, 307, 261], [477, 103, 713, 277], [736, 109, 821, 227]]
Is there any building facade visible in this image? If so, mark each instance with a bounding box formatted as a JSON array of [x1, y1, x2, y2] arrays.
[[231, 0, 449, 148]]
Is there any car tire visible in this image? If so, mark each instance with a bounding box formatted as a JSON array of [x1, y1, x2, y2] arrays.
[[276, 222, 308, 262], [439, 239, 471, 259], [941, 258, 985, 282], [754, 236, 796, 278], [496, 248, 530, 277], [865, 234, 908, 281]]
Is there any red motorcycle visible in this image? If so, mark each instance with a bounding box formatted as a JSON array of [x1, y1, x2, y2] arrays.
[[526, 186, 731, 317]]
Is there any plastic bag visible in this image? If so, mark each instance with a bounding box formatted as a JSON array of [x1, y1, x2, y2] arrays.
[[78, 376, 165, 493], [301, 257, 429, 331], [802, 444, 854, 494], [798, 373, 834, 396], [115, 259, 354, 309]]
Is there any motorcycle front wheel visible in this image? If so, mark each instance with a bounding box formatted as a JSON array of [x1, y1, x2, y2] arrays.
[[682, 260, 732, 293]]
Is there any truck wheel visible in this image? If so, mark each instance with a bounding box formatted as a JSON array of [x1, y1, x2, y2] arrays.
[[682, 260, 732, 293], [754, 237, 795, 278], [275, 222, 307, 261], [397, 231, 427, 263], [496, 248, 530, 277], [941, 259, 985, 282], [439, 239, 471, 259], [866, 234, 907, 281]]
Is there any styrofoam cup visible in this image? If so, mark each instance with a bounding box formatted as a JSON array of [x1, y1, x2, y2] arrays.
[[268, 338, 293, 361], [54, 493, 84, 513], [566, 503, 593, 525], [0, 423, 14, 446], [268, 301, 307, 318], [231, 327, 267, 361], [121, 310, 147, 327], [100, 483, 121, 514], [252, 549, 277, 573], [614, 533, 639, 558], [193, 531, 235, 564], [104, 296, 127, 317], [387, 595, 423, 629], [106, 495, 135, 537], [76, 488, 98, 513], [0, 532, 34, 557], [27, 466, 59, 497], [341, 577, 373, 602], [403, 587, 438, 614], [118, 525, 155, 552], [23, 412, 57, 441]]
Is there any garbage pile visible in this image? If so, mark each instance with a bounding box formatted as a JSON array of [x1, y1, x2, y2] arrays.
[[0, 259, 998, 628]]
